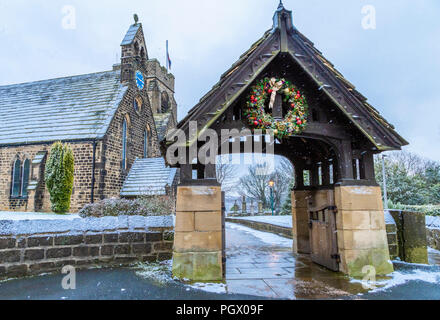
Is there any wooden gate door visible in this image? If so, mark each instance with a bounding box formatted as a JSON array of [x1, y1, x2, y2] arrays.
[[221, 191, 226, 278], [308, 190, 340, 272]]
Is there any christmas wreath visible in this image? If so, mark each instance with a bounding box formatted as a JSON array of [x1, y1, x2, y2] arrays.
[[243, 77, 308, 140]]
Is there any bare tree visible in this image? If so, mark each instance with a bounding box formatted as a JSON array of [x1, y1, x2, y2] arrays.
[[239, 163, 271, 207], [239, 158, 294, 212], [383, 151, 434, 176], [216, 155, 238, 193]]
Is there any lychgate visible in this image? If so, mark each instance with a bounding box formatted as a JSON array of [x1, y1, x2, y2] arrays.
[[161, 2, 408, 281]]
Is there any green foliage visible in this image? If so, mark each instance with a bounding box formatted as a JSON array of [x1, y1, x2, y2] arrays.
[[375, 151, 440, 215], [280, 179, 294, 215], [44, 142, 75, 214], [388, 200, 440, 217]]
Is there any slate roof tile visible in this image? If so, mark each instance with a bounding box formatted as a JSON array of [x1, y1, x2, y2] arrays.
[[121, 158, 177, 197], [0, 70, 127, 145]]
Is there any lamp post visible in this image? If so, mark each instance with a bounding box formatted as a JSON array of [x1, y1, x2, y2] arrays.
[[382, 154, 389, 212], [269, 179, 275, 216]]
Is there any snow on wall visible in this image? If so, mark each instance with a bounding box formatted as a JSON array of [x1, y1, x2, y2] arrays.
[[0, 215, 174, 236]]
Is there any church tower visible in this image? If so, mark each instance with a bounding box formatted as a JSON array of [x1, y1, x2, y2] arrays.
[[120, 15, 149, 84], [119, 15, 178, 143]]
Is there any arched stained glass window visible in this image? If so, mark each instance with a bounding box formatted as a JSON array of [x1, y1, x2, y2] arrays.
[[21, 159, 30, 197], [11, 159, 21, 197], [122, 119, 128, 170]]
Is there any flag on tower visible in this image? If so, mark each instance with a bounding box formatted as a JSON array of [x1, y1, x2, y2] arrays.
[[166, 40, 172, 70]]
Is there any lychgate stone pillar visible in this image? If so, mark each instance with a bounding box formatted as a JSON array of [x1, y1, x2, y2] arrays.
[[335, 185, 394, 277], [172, 185, 223, 281]]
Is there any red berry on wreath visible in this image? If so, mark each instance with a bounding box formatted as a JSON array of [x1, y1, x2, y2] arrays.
[[254, 121, 259, 126]]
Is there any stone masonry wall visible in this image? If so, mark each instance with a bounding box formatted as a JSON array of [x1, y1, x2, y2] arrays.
[[427, 228, 440, 251], [97, 84, 161, 202], [0, 79, 162, 213], [0, 216, 174, 279], [226, 218, 293, 239], [0, 142, 102, 213]]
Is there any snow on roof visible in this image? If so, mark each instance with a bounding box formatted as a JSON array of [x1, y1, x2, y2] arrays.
[[121, 24, 141, 46], [0, 70, 127, 145], [121, 157, 177, 197]]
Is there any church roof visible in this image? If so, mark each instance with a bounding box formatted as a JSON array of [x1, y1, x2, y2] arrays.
[[121, 23, 142, 46], [167, 3, 408, 151], [120, 157, 178, 197], [0, 70, 128, 146]]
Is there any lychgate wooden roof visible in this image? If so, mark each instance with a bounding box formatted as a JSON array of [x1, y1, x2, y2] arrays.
[[165, 3, 407, 152]]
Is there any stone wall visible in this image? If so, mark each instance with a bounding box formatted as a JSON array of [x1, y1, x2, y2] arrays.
[[390, 210, 428, 264], [0, 216, 173, 279], [97, 84, 161, 203], [0, 142, 102, 213], [427, 228, 440, 251], [0, 80, 161, 213], [226, 218, 293, 239], [386, 223, 399, 260]]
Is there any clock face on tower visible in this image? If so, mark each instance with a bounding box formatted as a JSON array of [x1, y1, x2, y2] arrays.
[[135, 70, 144, 90]]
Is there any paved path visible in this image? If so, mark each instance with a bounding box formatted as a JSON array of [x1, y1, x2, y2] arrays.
[[225, 222, 440, 299], [225, 223, 363, 299]]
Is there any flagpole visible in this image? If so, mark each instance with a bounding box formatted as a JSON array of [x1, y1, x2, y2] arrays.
[[166, 40, 169, 71]]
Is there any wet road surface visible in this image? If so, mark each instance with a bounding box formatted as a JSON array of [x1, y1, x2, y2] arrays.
[[0, 222, 440, 300]]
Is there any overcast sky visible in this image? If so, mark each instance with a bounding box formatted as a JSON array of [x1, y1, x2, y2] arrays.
[[0, 0, 439, 161]]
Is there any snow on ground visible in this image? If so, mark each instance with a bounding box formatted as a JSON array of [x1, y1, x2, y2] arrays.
[[135, 260, 174, 286], [426, 216, 440, 230], [0, 211, 80, 221], [352, 268, 440, 294], [229, 215, 292, 228], [189, 282, 227, 294], [228, 222, 292, 247]]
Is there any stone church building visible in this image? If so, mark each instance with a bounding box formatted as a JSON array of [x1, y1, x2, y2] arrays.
[[0, 20, 178, 213]]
